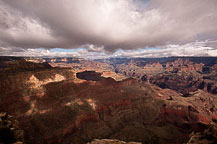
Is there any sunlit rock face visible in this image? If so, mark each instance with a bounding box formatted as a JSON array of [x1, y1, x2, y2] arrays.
[[0, 57, 217, 144], [28, 74, 65, 88], [101, 71, 128, 81]]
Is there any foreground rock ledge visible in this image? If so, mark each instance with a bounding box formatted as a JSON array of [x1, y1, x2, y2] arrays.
[[187, 120, 217, 144], [0, 112, 24, 144], [87, 139, 142, 144]]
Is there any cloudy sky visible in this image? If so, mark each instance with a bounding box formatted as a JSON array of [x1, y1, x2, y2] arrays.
[[0, 0, 217, 58]]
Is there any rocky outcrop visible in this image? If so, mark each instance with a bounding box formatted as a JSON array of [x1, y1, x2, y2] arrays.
[[0, 112, 24, 144], [187, 120, 217, 144], [87, 139, 142, 144]]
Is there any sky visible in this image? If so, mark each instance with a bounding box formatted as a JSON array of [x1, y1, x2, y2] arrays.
[[0, 0, 217, 59]]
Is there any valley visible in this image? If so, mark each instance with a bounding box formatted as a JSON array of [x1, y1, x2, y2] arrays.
[[1, 56, 217, 144]]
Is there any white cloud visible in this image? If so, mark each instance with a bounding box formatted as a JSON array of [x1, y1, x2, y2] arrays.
[[0, 0, 217, 57], [1, 41, 216, 59]]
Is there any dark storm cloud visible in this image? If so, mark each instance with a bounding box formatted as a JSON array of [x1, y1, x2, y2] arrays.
[[0, 0, 217, 54]]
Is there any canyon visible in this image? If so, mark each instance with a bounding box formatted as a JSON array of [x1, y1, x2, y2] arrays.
[[1, 56, 217, 144]]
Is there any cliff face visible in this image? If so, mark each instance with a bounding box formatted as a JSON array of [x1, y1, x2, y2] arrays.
[[1, 57, 217, 144]]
